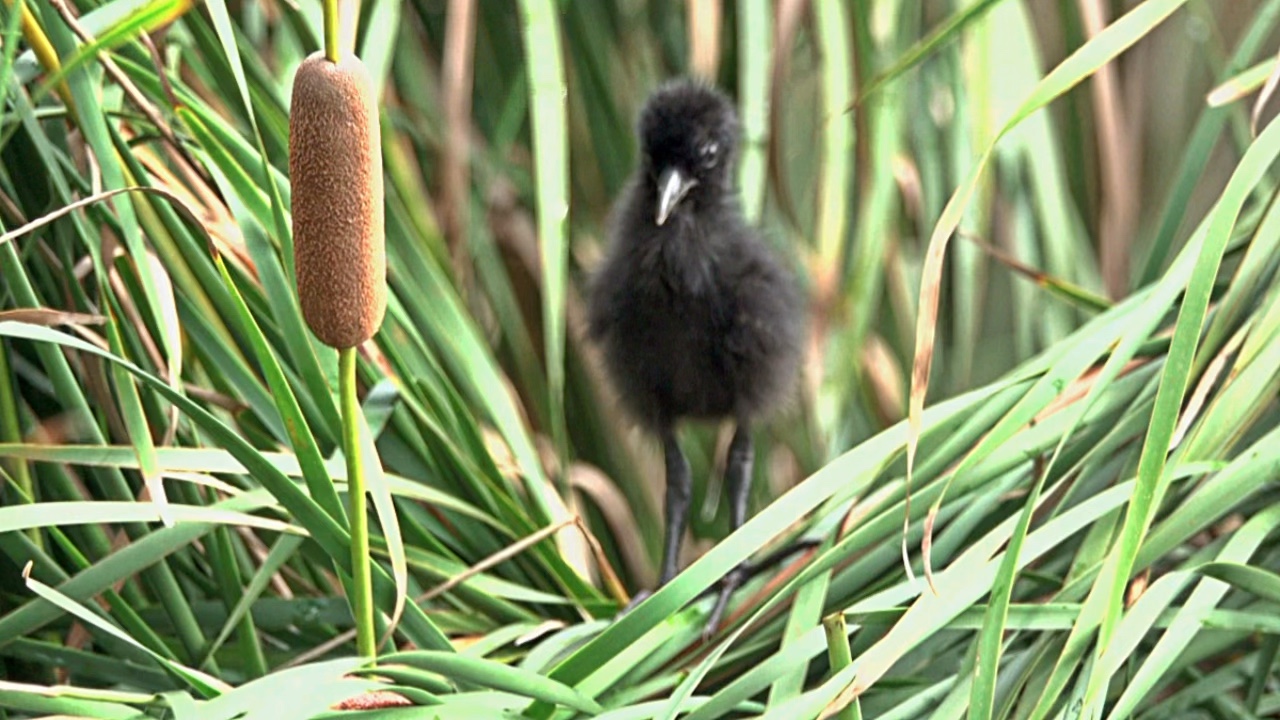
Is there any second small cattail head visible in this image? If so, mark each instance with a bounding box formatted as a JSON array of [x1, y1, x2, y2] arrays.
[[289, 50, 386, 349]]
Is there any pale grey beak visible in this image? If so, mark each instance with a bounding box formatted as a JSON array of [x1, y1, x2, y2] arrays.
[[656, 168, 696, 226]]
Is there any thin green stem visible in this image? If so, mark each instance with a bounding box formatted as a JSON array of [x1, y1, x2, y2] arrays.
[[0, 340, 36, 546], [822, 613, 861, 720], [341, 346, 375, 660], [323, 0, 340, 62]]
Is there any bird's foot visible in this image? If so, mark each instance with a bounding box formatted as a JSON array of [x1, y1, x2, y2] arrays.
[[618, 588, 653, 617], [702, 564, 748, 641], [700, 538, 823, 640], [620, 539, 823, 638]]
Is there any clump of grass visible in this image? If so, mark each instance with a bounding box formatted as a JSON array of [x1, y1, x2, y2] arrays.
[[3, 2, 1280, 718]]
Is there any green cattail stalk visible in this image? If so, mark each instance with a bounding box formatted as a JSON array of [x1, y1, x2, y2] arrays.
[[289, 0, 382, 661]]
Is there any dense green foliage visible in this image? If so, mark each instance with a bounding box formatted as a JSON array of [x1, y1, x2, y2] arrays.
[[2, 0, 1280, 718]]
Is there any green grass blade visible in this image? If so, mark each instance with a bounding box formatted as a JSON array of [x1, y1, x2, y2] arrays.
[[736, 0, 770, 223], [517, 0, 571, 501], [813, 0, 853, 277], [385, 650, 604, 714], [22, 566, 227, 697]]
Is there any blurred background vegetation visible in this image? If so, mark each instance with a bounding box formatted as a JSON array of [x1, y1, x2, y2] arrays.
[[2, 0, 1280, 718]]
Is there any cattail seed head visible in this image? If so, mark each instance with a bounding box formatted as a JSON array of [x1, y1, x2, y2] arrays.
[[289, 51, 386, 349]]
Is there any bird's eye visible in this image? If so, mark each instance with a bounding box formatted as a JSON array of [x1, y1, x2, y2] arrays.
[[699, 142, 719, 167]]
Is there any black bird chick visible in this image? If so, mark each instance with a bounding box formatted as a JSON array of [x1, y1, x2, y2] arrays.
[[586, 79, 805, 634]]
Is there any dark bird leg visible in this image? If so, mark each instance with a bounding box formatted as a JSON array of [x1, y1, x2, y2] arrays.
[[704, 423, 752, 637], [659, 424, 693, 586], [620, 425, 693, 613]]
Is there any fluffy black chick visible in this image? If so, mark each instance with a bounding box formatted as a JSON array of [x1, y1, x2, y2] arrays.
[[586, 79, 805, 634]]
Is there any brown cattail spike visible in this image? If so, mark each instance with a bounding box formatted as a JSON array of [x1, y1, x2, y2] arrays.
[[289, 51, 386, 349]]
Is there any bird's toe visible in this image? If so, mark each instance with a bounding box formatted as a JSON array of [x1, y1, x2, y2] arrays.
[[702, 564, 749, 641], [618, 588, 653, 618]]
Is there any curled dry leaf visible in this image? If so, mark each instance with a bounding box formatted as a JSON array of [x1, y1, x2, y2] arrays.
[[569, 462, 645, 592], [331, 689, 414, 710], [1252, 51, 1280, 136], [0, 308, 105, 326]]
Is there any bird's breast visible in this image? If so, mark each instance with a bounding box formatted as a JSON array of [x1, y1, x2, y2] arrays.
[[634, 221, 717, 299]]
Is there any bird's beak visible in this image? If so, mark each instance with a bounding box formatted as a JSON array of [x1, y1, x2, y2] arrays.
[[656, 167, 696, 226]]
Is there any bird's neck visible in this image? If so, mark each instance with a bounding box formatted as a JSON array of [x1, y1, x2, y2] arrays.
[[645, 183, 733, 228], [638, 204, 726, 297]]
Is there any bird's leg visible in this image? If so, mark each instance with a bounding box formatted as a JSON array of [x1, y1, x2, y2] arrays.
[[659, 424, 693, 586], [624, 424, 692, 613], [704, 423, 752, 638]]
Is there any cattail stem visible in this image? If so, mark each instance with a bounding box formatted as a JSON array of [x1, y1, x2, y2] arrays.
[[340, 346, 376, 659], [295, 0, 381, 661], [322, 0, 341, 62]]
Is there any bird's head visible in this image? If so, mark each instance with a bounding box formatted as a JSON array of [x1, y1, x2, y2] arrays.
[[637, 79, 740, 226]]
